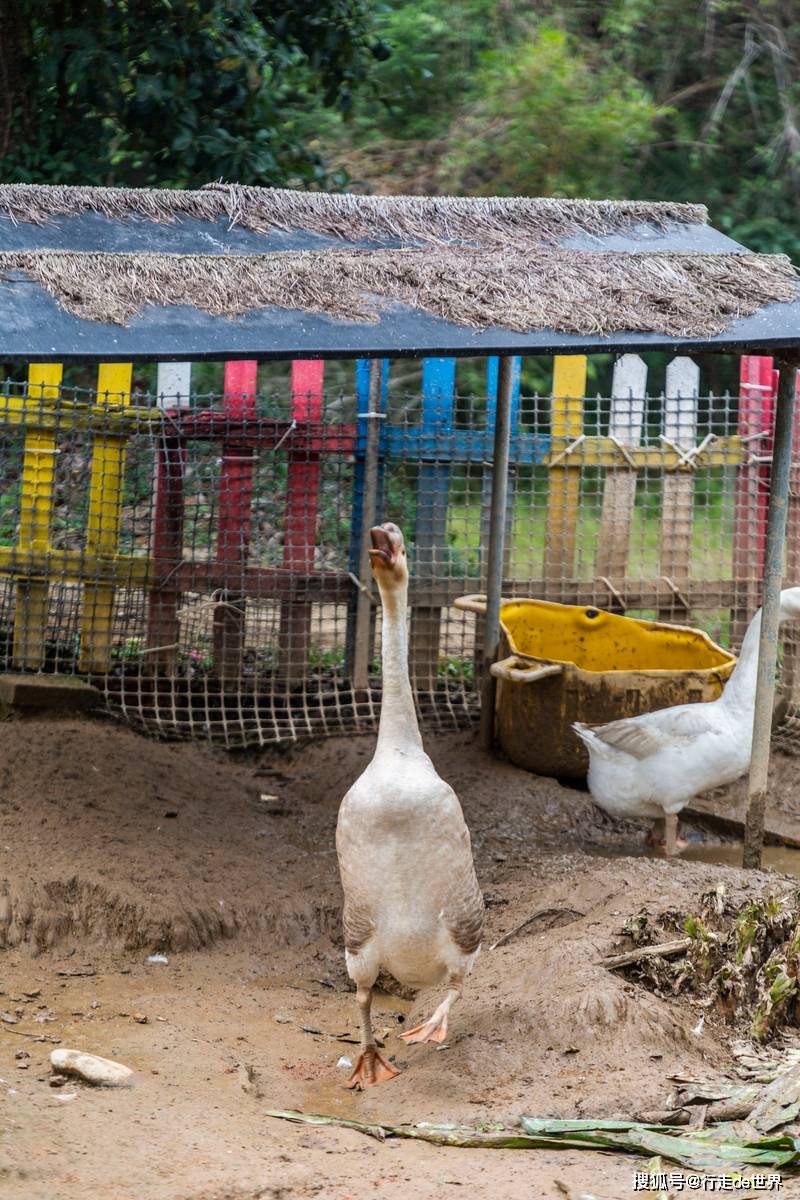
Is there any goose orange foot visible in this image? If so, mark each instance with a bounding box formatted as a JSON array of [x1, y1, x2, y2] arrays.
[[346, 1048, 400, 1089], [399, 1013, 448, 1045]]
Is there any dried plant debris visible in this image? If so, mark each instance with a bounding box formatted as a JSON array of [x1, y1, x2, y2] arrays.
[[611, 887, 800, 1042]]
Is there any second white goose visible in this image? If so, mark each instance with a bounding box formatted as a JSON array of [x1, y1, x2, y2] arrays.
[[573, 587, 800, 854]]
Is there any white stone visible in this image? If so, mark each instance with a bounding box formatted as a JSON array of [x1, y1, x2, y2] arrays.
[[50, 1048, 134, 1087]]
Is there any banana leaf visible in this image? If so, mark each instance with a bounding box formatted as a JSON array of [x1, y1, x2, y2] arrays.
[[748, 1062, 800, 1133], [520, 1118, 800, 1172], [265, 1109, 800, 1171]]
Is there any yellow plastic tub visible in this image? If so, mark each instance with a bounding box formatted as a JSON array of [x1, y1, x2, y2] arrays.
[[454, 595, 736, 780]]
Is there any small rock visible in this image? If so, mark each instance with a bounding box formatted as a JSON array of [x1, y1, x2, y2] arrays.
[[132, 1013, 148, 1024], [22, 989, 41, 999], [302, 1026, 322, 1035], [146, 953, 169, 965], [14, 1050, 30, 1061], [274, 1012, 291, 1024], [49, 1049, 134, 1087], [16, 1061, 29, 1070], [49, 1074, 68, 1088], [255, 793, 287, 814], [1, 1012, 18, 1024], [336, 1056, 353, 1070]]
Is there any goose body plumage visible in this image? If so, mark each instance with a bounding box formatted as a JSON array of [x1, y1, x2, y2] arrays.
[[338, 748, 482, 991]]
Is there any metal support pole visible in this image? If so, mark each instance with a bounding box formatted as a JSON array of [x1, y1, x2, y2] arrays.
[[352, 360, 384, 690], [743, 352, 799, 869], [479, 355, 514, 750]]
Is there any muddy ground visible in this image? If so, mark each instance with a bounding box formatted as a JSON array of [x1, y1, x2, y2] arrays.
[[2, 713, 800, 1200]]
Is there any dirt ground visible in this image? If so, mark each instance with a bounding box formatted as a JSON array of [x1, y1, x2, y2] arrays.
[[2, 713, 800, 1200]]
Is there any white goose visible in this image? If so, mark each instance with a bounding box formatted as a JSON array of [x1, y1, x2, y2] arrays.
[[336, 522, 484, 1088], [573, 588, 800, 855]]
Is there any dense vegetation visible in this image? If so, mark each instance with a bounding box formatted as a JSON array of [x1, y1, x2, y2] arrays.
[[1, 1, 798, 255]]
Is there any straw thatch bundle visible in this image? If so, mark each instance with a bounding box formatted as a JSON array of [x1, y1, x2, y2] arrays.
[[0, 247, 795, 335], [0, 182, 708, 249]]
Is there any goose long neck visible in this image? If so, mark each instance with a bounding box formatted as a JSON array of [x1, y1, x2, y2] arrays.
[[375, 579, 423, 755], [721, 607, 764, 712]]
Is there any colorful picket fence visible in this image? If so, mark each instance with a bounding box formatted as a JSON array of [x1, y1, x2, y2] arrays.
[[0, 351, 794, 745]]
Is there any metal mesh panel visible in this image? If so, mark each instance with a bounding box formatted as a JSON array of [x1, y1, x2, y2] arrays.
[[0, 353, 796, 748]]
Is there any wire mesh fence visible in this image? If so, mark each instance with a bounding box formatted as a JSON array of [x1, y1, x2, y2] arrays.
[[0, 352, 798, 749]]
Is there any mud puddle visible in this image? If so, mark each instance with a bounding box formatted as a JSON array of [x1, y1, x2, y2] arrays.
[[594, 838, 800, 876], [679, 841, 800, 876]]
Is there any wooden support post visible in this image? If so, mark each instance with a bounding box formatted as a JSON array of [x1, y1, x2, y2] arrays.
[[278, 360, 325, 682], [781, 372, 800, 703], [545, 356, 586, 587], [212, 361, 256, 682], [733, 355, 776, 644], [410, 358, 456, 690], [346, 358, 388, 682], [477, 356, 520, 682], [596, 354, 647, 596], [146, 362, 191, 670], [480, 356, 514, 751], [743, 353, 798, 869], [351, 361, 385, 690], [658, 356, 699, 622], [79, 363, 133, 673], [12, 363, 63, 670]]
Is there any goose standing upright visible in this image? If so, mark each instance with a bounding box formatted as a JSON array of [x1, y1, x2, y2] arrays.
[[336, 522, 484, 1088], [573, 587, 800, 855]]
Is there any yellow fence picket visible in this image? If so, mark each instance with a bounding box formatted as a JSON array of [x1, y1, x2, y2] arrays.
[[12, 363, 63, 669], [545, 355, 586, 586], [78, 363, 133, 673]]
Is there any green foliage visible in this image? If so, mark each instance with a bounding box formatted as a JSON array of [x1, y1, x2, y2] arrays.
[[441, 28, 662, 197], [1, 0, 381, 188], [353, 0, 500, 141]]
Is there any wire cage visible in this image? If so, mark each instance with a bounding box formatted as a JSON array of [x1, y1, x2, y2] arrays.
[[0, 350, 798, 749]]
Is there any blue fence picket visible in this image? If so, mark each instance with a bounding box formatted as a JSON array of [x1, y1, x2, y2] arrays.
[[345, 358, 389, 678]]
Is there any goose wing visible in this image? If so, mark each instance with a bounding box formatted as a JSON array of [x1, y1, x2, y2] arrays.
[[442, 820, 485, 956], [589, 705, 722, 761], [342, 896, 375, 956]]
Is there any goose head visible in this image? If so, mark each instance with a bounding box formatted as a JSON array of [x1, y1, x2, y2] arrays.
[[780, 587, 800, 621], [369, 522, 408, 589]]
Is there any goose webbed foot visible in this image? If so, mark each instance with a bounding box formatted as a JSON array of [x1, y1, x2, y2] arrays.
[[400, 980, 462, 1046], [346, 1047, 400, 1089], [399, 1012, 449, 1045], [650, 814, 688, 856]]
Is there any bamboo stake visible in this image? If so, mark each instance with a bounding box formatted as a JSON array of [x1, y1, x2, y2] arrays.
[[479, 355, 514, 751], [352, 361, 384, 690]]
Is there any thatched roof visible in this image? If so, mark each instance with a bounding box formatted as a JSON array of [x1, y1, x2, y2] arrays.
[[1, 247, 795, 338], [0, 182, 798, 360], [0, 182, 708, 248]]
